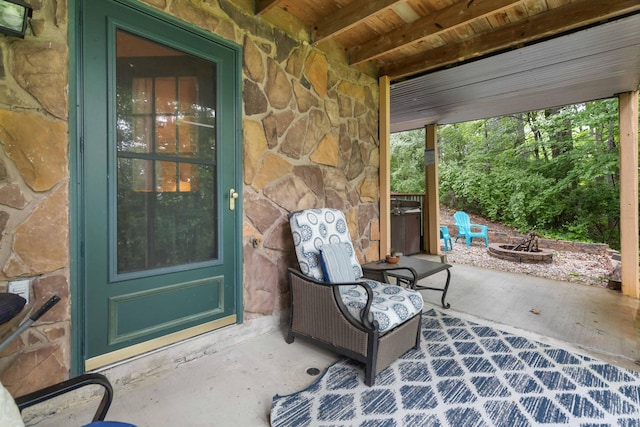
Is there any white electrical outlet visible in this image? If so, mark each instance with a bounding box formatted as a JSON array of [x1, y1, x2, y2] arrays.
[[8, 279, 30, 304]]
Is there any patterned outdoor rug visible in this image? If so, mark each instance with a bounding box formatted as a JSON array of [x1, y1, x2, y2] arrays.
[[270, 308, 640, 426]]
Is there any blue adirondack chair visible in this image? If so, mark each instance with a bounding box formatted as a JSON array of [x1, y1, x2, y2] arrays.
[[453, 211, 489, 247], [440, 226, 452, 252]]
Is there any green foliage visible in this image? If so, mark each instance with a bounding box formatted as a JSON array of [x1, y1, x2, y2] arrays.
[[391, 97, 631, 249], [390, 129, 426, 193]]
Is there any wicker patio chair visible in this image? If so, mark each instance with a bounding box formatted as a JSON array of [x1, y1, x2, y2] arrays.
[[286, 208, 424, 386]]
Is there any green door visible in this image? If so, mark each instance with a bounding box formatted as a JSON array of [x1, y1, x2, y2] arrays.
[[79, 0, 241, 369]]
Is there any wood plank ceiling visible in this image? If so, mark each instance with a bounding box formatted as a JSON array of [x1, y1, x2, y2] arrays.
[[254, 0, 640, 128], [255, 0, 640, 80]]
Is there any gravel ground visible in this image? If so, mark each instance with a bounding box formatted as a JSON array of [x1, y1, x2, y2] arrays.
[[441, 240, 613, 288], [439, 208, 614, 288]]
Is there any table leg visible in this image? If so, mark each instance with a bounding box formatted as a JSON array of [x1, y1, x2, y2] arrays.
[[412, 268, 451, 309], [440, 269, 451, 309]]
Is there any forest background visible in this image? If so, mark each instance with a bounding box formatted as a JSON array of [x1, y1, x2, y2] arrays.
[[390, 97, 639, 251]]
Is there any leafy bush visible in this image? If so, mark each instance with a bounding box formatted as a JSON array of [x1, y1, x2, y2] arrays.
[[390, 98, 629, 249]]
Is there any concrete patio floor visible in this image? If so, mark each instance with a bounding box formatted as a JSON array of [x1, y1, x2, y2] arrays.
[[25, 258, 640, 427]]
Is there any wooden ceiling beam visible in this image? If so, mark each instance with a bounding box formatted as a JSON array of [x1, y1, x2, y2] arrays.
[[381, 0, 640, 80], [255, 0, 285, 15], [349, 0, 521, 64], [313, 0, 402, 43]]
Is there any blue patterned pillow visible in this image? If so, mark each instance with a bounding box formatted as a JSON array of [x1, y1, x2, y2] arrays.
[[320, 243, 356, 283]]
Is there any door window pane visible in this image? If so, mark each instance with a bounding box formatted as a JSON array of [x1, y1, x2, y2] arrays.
[[116, 30, 218, 273]]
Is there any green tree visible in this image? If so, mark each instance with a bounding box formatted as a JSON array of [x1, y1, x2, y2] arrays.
[[390, 129, 425, 193], [391, 97, 630, 249]]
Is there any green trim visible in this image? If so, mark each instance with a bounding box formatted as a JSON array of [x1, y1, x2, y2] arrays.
[[71, 0, 244, 371], [108, 277, 225, 344], [113, 0, 241, 51], [69, 0, 83, 376], [234, 41, 244, 324]]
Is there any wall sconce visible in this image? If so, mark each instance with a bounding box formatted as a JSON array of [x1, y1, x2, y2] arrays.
[[0, 0, 32, 38], [424, 148, 435, 166]]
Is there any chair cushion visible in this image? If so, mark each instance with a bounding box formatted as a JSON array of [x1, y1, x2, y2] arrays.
[[0, 293, 26, 325], [0, 381, 24, 427], [290, 209, 362, 281], [340, 280, 424, 333], [319, 243, 360, 283]]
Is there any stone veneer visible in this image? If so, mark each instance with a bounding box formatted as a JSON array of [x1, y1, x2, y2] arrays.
[[0, 0, 71, 397], [0, 0, 381, 396], [240, 31, 381, 318]]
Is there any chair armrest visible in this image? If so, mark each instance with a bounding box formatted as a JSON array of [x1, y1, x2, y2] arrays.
[[15, 373, 113, 423], [288, 268, 378, 331], [348, 280, 376, 330]]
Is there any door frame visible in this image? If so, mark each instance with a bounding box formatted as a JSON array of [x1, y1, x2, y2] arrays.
[[69, 0, 243, 375]]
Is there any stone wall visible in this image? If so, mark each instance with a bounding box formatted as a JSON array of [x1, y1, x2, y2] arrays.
[[0, 0, 381, 396], [239, 30, 381, 319], [0, 0, 71, 396]]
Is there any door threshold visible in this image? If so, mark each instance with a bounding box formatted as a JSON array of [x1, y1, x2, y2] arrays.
[[85, 315, 237, 371]]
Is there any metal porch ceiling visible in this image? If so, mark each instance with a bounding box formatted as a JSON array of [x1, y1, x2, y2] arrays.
[[390, 13, 640, 132]]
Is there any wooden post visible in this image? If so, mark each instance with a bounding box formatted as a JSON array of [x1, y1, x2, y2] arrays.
[[618, 91, 639, 298], [379, 76, 391, 258], [424, 124, 441, 255]]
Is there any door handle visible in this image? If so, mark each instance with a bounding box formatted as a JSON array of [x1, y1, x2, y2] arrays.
[[229, 188, 239, 210]]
